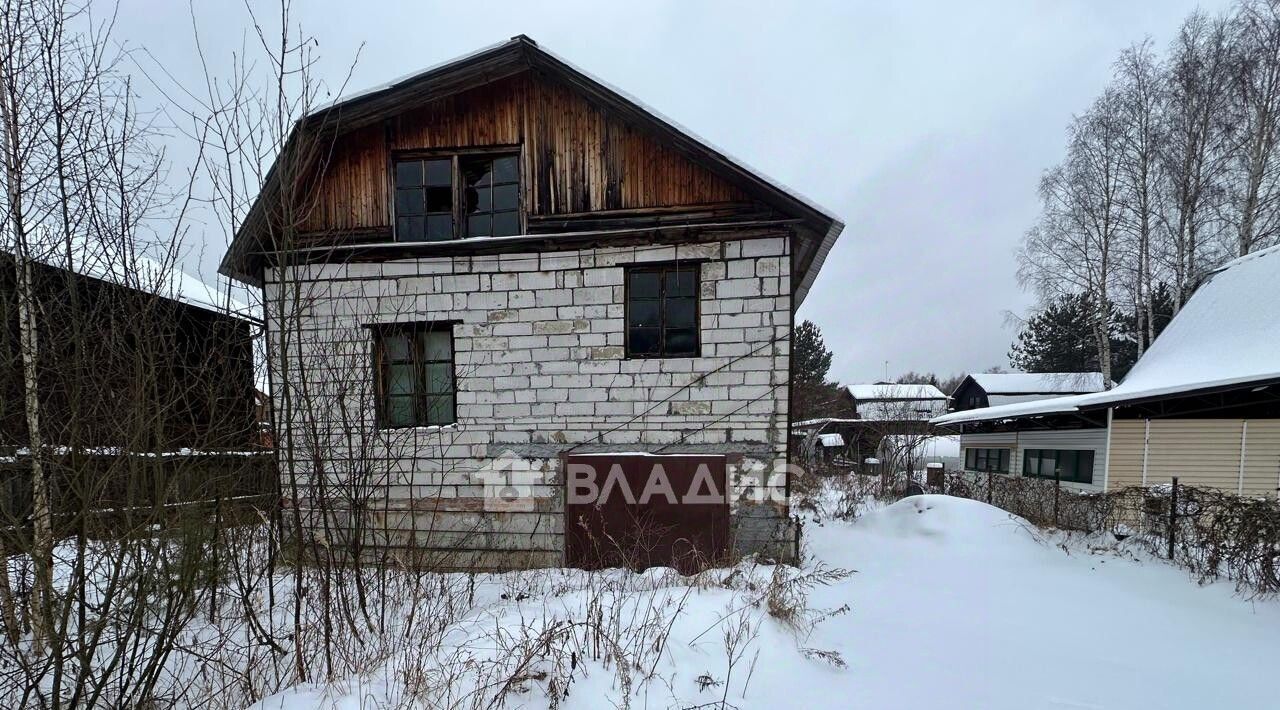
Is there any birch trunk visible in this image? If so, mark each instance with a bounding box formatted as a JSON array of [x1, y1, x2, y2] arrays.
[[1, 51, 53, 654], [13, 252, 52, 655]]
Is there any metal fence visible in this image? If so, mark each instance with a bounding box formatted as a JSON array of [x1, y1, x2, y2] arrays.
[[930, 471, 1280, 597]]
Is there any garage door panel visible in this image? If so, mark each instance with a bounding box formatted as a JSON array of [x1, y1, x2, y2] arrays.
[[565, 454, 728, 573]]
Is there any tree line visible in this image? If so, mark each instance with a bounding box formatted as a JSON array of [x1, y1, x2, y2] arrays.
[[1018, 0, 1280, 383]]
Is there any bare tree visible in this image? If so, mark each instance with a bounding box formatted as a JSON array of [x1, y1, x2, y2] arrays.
[[1225, 0, 1280, 256], [1021, 90, 1126, 383], [1115, 40, 1164, 356], [1159, 11, 1233, 306]]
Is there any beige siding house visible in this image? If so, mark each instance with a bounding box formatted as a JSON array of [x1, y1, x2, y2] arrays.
[[935, 245, 1280, 499], [1106, 419, 1280, 497]]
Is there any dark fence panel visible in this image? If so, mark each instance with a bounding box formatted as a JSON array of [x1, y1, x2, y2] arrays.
[[0, 452, 278, 541]]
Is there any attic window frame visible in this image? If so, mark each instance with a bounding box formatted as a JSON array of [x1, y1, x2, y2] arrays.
[[391, 146, 524, 242]]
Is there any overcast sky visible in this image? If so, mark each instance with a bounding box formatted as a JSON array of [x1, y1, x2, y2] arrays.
[[119, 0, 1233, 384]]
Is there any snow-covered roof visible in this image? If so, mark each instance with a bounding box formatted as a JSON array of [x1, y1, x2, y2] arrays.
[[931, 394, 1085, 426], [818, 433, 845, 447], [967, 372, 1107, 395], [847, 383, 948, 401], [15, 240, 254, 321], [935, 245, 1280, 425], [1079, 245, 1280, 407], [126, 256, 254, 321]]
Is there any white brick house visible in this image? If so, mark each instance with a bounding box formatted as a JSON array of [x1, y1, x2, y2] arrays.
[[222, 36, 844, 570]]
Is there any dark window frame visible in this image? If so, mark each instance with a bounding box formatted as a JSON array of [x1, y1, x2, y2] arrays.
[[392, 147, 523, 242], [964, 447, 1010, 473], [371, 322, 458, 429], [1022, 449, 1094, 484], [624, 262, 701, 359]]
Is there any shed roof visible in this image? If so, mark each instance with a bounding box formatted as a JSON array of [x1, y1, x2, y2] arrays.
[[220, 35, 844, 303], [10, 242, 254, 322]]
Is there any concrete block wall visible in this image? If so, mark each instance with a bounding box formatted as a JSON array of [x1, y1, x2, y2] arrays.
[[265, 235, 793, 569]]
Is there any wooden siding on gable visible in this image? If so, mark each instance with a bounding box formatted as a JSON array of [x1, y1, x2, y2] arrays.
[[299, 72, 749, 235]]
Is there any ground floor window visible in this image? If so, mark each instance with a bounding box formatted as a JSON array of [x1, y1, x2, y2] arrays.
[[372, 322, 456, 428], [964, 447, 1010, 473], [1022, 449, 1094, 484]]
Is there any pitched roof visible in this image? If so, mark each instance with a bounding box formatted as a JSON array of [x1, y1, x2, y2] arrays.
[[1080, 244, 1280, 407], [935, 245, 1280, 425], [9, 242, 254, 322], [966, 372, 1107, 395], [220, 35, 844, 303], [847, 383, 948, 401], [931, 393, 1084, 426]]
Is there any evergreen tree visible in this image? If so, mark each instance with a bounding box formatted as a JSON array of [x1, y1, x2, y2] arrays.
[[793, 320, 832, 386], [791, 320, 846, 421], [1009, 289, 1176, 381], [1009, 293, 1103, 373]]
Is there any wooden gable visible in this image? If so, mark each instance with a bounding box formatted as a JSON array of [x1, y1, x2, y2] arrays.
[[223, 36, 842, 301], [298, 72, 749, 236]]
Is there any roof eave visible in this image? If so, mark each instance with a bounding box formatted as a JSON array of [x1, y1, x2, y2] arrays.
[[795, 218, 844, 307]]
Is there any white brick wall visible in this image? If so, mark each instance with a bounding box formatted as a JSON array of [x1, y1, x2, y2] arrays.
[[266, 236, 793, 568]]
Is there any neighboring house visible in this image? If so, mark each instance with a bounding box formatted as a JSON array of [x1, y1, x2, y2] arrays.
[[935, 245, 1280, 497], [218, 36, 844, 571], [0, 252, 256, 452], [949, 372, 1107, 412], [846, 383, 950, 421], [793, 383, 949, 471]]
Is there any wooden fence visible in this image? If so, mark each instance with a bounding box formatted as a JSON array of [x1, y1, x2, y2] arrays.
[[0, 451, 278, 540]]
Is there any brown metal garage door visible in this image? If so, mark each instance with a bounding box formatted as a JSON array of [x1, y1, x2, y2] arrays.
[[565, 454, 728, 573]]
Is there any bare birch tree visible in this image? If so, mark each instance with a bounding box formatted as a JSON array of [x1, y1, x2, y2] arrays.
[[1021, 91, 1126, 383], [1159, 11, 1233, 306], [1115, 40, 1164, 356], [1225, 0, 1280, 256], [1019, 2, 1280, 371]]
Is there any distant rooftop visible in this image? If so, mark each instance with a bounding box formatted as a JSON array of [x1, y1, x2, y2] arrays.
[[966, 372, 1107, 395], [847, 383, 948, 401]]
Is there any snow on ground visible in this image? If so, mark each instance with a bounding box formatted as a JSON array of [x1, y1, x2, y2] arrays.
[[252, 495, 1280, 709], [805, 496, 1280, 709]]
